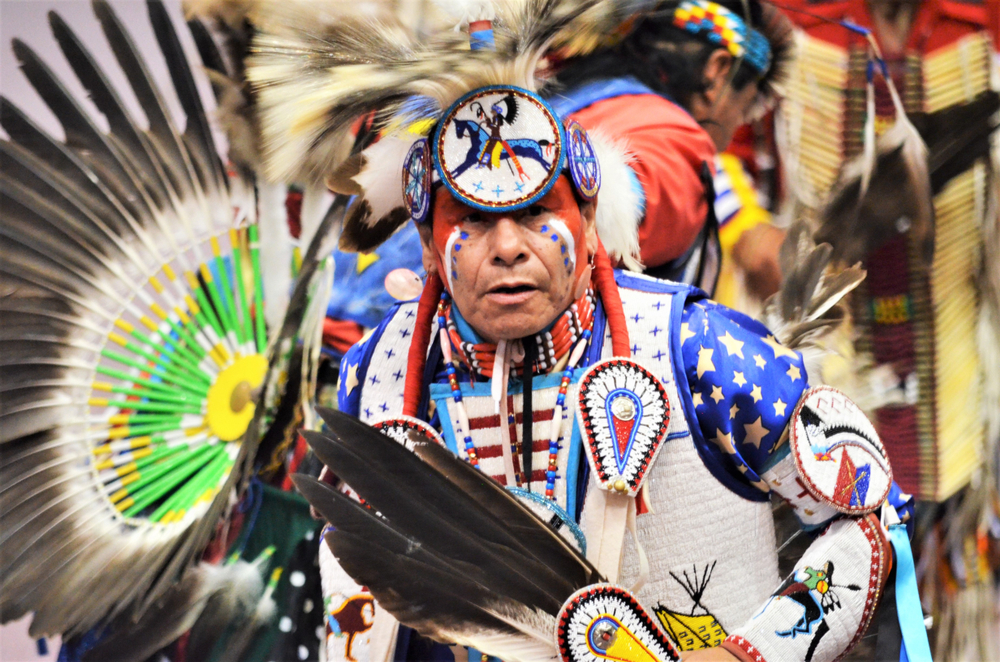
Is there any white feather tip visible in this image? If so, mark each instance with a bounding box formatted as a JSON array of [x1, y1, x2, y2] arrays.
[[588, 128, 643, 272]]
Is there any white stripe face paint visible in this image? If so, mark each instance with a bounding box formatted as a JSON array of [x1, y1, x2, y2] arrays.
[[545, 217, 577, 275], [443, 225, 463, 294]]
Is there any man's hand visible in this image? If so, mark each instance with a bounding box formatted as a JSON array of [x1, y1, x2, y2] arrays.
[[680, 647, 741, 662], [732, 223, 785, 301]]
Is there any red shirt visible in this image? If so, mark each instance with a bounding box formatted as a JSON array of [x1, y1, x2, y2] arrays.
[[570, 93, 717, 269]]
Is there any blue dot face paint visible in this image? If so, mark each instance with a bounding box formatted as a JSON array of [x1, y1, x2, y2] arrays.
[[431, 177, 589, 321], [444, 226, 464, 293]]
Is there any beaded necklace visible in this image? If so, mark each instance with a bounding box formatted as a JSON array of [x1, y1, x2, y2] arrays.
[[436, 294, 593, 500], [443, 291, 594, 380]]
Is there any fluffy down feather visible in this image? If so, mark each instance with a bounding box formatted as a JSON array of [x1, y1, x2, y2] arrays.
[[342, 134, 414, 238], [588, 128, 642, 271], [759, 221, 865, 382]]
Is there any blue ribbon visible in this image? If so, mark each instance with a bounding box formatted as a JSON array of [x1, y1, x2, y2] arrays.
[[888, 523, 933, 662], [469, 28, 495, 51]]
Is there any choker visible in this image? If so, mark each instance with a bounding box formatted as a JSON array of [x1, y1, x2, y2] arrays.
[[442, 289, 594, 380]]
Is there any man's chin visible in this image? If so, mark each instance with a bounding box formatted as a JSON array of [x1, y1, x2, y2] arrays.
[[466, 306, 556, 343]]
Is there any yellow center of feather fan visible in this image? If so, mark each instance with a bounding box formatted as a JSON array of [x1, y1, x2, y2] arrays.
[[206, 355, 268, 441]]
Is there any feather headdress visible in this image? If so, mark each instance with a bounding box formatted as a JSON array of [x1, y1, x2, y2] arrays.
[[247, 0, 590, 184], [246, 0, 651, 268], [0, 0, 276, 639]]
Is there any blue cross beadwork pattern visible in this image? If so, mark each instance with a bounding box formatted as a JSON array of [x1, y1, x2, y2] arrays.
[[434, 87, 563, 211], [402, 139, 432, 223], [566, 120, 600, 200]]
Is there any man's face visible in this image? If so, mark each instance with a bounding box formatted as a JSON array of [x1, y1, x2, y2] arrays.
[[705, 81, 759, 151], [419, 176, 596, 344], [689, 50, 763, 151]]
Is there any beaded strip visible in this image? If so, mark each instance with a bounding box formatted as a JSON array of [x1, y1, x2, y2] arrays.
[[438, 295, 479, 468], [544, 329, 591, 499], [437, 293, 593, 500]]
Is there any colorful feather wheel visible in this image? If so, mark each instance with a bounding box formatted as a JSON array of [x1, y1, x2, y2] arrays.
[[0, 0, 270, 638], [86, 224, 267, 520]]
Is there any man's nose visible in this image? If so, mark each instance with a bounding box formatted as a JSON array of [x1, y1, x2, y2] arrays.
[[489, 216, 528, 266]]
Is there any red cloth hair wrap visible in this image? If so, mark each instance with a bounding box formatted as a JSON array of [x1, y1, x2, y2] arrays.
[[402, 271, 444, 417]]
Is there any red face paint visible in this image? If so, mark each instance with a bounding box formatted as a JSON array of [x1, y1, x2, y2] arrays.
[[427, 175, 592, 343], [430, 176, 589, 294]]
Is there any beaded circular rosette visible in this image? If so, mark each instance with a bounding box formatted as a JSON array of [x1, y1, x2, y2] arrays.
[[566, 120, 600, 201], [790, 386, 892, 514], [401, 138, 432, 224], [372, 415, 446, 450], [576, 359, 671, 496], [556, 585, 681, 662], [433, 86, 564, 212]]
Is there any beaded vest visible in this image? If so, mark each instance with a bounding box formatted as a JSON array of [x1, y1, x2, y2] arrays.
[[349, 272, 779, 642]]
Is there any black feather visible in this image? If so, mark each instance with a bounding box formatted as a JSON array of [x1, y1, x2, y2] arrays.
[[1, 0, 261, 639], [10, 38, 157, 221], [295, 475, 542, 642], [146, 0, 227, 195], [330, 529, 528, 639], [313, 410, 579, 589], [911, 90, 999, 192], [294, 409, 608, 652], [82, 564, 222, 662], [411, 433, 600, 587], [300, 428, 570, 613], [0, 100, 150, 239], [339, 199, 411, 254], [48, 10, 176, 210], [91, 0, 192, 194]]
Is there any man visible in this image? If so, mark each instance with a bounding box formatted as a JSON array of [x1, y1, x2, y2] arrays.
[[246, 3, 918, 661], [547, 0, 792, 294]]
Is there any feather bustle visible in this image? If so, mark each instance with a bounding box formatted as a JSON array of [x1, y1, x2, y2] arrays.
[[1, 0, 260, 640]]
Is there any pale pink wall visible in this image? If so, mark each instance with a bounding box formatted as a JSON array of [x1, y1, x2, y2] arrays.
[[0, 617, 59, 662]]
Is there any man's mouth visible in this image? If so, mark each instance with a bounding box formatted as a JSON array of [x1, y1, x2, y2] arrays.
[[489, 284, 536, 295], [485, 282, 538, 304]]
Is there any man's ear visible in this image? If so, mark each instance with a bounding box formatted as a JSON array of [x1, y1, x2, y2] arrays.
[[415, 222, 440, 277], [701, 49, 735, 106], [581, 198, 598, 257]]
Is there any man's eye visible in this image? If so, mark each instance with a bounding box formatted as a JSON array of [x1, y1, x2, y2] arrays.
[[527, 205, 545, 216], [464, 212, 483, 223]]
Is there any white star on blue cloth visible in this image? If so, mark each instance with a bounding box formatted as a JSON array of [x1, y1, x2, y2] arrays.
[[681, 299, 808, 475]]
